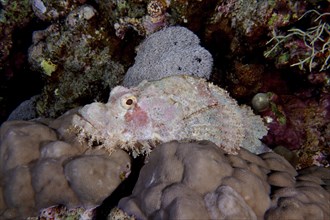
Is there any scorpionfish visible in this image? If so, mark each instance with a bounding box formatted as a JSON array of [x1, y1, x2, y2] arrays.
[[72, 75, 268, 157]]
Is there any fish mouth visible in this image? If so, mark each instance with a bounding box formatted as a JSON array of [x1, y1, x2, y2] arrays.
[[75, 111, 97, 130], [73, 112, 106, 146]]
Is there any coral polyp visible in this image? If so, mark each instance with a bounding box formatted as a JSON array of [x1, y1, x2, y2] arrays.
[[147, 0, 166, 23]]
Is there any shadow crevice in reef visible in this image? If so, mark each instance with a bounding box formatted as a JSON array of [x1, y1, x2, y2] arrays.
[[93, 155, 146, 220]]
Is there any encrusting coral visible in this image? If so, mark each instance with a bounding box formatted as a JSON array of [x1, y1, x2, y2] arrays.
[[114, 0, 170, 38], [73, 75, 268, 157], [122, 26, 213, 87], [0, 110, 131, 220], [30, 0, 86, 21], [28, 4, 125, 118], [0, 0, 35, 67], [258, 90, 330, 168]]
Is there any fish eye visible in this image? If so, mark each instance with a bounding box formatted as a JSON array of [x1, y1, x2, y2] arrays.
[[120, 94, 137, 109], [126, 99, 133, 105]]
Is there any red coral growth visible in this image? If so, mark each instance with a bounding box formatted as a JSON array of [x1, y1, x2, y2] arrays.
[[261, 91, 330, 168]]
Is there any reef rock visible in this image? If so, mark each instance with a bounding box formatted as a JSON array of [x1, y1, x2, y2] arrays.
[[0, 112, 131, 220], [28, 5, 125, 118], [113, 141, 330, 220], [31, 0, 86, 21], [123, 26, 213, 87], [6, 95, 39, 121], [73, 75, 268, 157]]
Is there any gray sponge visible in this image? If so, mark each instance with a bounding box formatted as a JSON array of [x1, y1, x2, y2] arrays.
[[123, 26, 213, 87], [7, 95, 39, 121]]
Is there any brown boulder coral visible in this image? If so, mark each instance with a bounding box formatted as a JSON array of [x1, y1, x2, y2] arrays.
[[111, 141, 330, 220], [31, 141, 330, 219], [0, 111, 131, 220]]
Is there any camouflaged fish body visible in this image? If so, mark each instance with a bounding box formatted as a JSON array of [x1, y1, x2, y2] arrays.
[[72, 75, 268, 156]]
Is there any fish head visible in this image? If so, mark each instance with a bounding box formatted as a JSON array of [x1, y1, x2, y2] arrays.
[[72, 85, 154, 148]]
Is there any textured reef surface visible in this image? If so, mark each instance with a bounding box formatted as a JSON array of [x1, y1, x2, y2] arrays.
[[122, 26, 213, 87], [0, 114, 131, 219], [114, 141, 329, 220], [1, 118, 329, 219], [0, 0, 329, 219]]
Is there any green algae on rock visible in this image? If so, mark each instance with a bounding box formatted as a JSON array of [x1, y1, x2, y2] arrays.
[[0, 0, 34, 67], [31, 0, 86, 21], [28, 5, 125, 118]]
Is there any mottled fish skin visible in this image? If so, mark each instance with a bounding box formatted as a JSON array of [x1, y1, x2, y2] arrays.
[[71, 75, 268, 157]]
